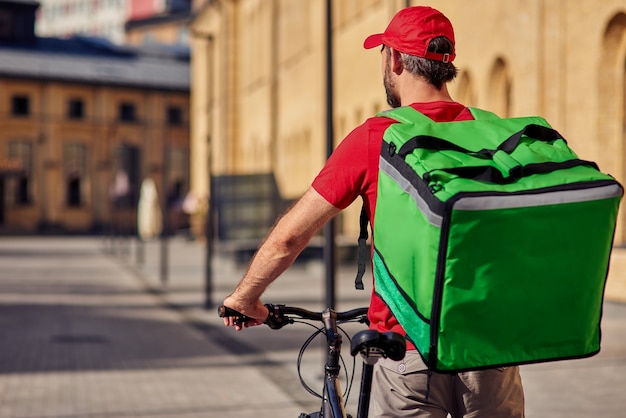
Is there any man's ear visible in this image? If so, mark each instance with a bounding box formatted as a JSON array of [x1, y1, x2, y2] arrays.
[[390, 48, 403, 75]]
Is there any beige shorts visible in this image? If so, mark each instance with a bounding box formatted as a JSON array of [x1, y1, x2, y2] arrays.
[[370, 351, 525, 417]]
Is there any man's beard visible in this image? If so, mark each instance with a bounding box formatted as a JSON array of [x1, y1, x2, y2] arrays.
[[384, 63, 401, 108]]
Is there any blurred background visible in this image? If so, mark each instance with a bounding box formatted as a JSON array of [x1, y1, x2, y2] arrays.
[[2, 0, 626, 297], [2, 2, 626, 417]]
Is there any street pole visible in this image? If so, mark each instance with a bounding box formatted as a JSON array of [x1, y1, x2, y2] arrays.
[[190, 31, 215, 309], [324, 0, 337, 309], [160, 110, 169, 289], [204, 171, 214, 308]]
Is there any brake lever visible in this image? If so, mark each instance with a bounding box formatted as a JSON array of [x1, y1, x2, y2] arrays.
[[264, 303, 292, 329]]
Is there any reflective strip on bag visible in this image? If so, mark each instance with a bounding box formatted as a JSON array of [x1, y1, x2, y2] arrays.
[[453, 183, 623, 211]]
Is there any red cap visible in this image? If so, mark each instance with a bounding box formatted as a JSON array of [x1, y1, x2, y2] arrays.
[[363, 6, 456, 63]]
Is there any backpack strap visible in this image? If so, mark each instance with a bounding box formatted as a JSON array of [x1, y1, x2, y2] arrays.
[[354, 205, 368, 290], [378, 106, 433, 124], [468, 107, 500, 120], [380, 106, 501, 124], [355, 106, 503, 288], [355, 105, 496, 289]]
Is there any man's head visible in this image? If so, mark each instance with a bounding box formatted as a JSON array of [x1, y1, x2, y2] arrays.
[[364, 6, 458, 106]]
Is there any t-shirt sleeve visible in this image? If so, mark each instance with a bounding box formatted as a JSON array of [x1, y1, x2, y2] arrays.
[[312, 123, 372, 209]]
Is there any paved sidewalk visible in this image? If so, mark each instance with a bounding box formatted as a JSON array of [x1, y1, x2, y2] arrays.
[[0, 236, 625, 417], [0, 237, 322, 418]]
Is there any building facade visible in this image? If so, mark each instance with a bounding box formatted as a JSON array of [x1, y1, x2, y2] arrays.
[[189, 0, 626, 300], [0, 1, 190, 235], [125, 0, 192, 46]]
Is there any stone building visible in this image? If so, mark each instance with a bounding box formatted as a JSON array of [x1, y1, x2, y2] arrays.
[[189, 0, 626, 299], [0, 0, 190, 235]]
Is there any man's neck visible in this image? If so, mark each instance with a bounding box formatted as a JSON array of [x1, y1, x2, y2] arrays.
[[399, 77, 453, 106]]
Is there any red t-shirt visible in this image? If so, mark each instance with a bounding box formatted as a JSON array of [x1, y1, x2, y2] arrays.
[[312, 101, 474, 349]]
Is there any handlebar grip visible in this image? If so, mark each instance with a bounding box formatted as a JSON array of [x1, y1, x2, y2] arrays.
[[217, 305, 253, 325], [218, 304, 292, 329]]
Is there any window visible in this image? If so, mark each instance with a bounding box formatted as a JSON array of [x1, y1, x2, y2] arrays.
[[64, 143, 87, 207], [11, 95, 30, 116], [167, 106, 183, 126], [142, 32, 154, 45], [167, 147, 188, 207], [67, 176, 81, 207], [113, 144, 140, 207], [177, 27, 189, 45], [67, 98, 85, 119], [15, 175, 29, 205], [118, 102, 136, 122], [8, 141, 32, 205], [0, 10, 11, 38]]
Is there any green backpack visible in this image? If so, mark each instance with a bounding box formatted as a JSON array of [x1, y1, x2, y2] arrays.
[[356, 106, 623, 372]]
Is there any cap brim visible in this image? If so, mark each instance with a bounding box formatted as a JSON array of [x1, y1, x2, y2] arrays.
[[363, 33, 384, 49]]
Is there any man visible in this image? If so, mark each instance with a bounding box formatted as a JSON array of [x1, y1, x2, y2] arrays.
[[223, 6, 525, 417]]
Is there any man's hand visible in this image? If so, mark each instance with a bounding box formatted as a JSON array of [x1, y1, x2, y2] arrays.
[[222, 295, 269, 331]]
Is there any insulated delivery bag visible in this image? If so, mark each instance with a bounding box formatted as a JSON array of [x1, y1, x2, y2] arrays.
[[366, 106, 623, 372]]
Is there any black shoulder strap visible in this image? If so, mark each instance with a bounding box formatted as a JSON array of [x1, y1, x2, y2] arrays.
[[354, 205, 369, 290]]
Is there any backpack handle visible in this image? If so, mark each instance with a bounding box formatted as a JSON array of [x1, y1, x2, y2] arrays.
[[397, 135, 489, 158], [494, 124, 565, 155], [397, 124, 566, 158], [426, 159, 599, 184], [381, 106, 566, 158]]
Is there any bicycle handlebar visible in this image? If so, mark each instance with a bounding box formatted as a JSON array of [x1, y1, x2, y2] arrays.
[[218, 304, 369, 329]]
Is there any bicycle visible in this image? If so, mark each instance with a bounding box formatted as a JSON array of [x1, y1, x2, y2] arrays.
[[219, 303, 406, 418]]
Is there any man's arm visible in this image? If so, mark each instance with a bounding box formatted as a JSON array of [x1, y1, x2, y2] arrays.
[[223, 186, 341, 330]]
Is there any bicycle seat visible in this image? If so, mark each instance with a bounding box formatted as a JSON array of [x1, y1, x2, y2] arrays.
[[350, 329, 406, 363]]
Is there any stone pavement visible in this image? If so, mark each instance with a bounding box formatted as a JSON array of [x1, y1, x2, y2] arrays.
[[0, 236, 625, 417]]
